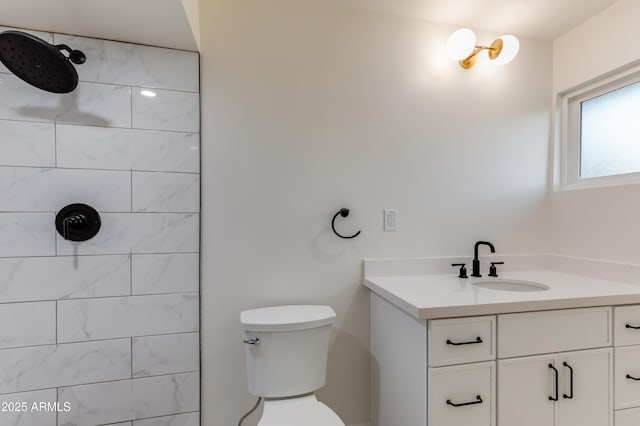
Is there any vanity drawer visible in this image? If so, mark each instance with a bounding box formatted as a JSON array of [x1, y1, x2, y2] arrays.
[[498, 307, 612, 358], [615, 407, 640, 426], [614, 305, 640, 346], [615, 346, 640, 409], [428, 316, 496, 367], [428, 361, 495, 426]]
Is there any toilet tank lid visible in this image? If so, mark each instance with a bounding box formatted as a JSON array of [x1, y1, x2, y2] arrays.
[[240, 305, 336, 332]]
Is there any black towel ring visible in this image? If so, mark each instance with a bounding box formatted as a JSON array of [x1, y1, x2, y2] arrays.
[[331, 208, 361, 239]]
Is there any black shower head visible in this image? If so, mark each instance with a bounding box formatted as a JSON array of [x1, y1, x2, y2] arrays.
[[0, 30, 86, 94]]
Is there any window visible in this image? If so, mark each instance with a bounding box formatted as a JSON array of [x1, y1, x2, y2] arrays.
[[561, 65, 640, 189]]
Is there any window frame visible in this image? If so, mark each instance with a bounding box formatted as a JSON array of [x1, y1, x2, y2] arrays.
[[560, 63, 640, 190]]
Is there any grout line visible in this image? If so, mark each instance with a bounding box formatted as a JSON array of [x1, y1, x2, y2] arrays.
[[0, 117, 200, 135], [54, 219, 58, 256], [92, 410, 201, 426], [0, 291, 200, 306], [55, 301, 58, 343], [0, 385, 60, 395], [101, 83, 199, 95], [0, 332, 200, 352], [130, 169, 134, 212], [197, 61, 203, 420], [0, 372, 200, 397], [0, 251, 199, 261], [0, 25, 199, 54], [53, 122, 57, 168], [0, 164, 200, 175], [126, 410, 201, 424], [0, 210, 200, 214], [0, 70, 199, 94], [130, 84, 134, 129]]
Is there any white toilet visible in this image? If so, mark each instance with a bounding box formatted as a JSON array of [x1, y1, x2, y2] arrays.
[[240, 305, 345, 426]]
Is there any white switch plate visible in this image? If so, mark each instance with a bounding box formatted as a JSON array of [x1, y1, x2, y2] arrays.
[[384, 209, 397, 232]]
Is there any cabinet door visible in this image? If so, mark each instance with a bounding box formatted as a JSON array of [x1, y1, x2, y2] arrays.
[[498, 354, 556, 426], [557, 348, 612, 426], [614, 345, 640, 410]]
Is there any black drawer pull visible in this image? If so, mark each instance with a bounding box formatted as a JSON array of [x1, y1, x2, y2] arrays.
[[446, 336, 483, 346], [626, 374, 640, 381], [446, 395, 482, 407], [626, 324, 640, 329], [549, 364, 559, 401], [563, 362, 574, 399]]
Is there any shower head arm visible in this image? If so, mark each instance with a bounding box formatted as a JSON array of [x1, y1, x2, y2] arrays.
[[55, 44, 86, 65]]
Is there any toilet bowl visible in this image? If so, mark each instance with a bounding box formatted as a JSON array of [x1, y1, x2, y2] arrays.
[[259, 395, 343, 426], [240, 305, 345, 426]]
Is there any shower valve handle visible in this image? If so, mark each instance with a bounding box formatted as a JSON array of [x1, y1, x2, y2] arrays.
[[62, 214, 88, 240], [55, 204, 101, 242]]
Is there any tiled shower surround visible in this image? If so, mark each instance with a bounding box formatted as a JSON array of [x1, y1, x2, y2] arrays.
[[0, 28, 200, 426]]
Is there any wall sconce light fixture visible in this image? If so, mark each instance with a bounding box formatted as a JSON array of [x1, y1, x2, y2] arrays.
[[446, 28, 519, 69]]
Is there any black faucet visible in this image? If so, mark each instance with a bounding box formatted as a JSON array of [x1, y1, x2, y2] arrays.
[[471, 241, 495, 277]]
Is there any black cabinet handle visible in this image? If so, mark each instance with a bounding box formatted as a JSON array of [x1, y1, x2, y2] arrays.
[[626, 324, 640, 329], [563, 362, 574, 399], [446, 337, 483, 346], [626, 374, 640, 381], [549, 364, 559, 401], [446, 395, 482, 407]]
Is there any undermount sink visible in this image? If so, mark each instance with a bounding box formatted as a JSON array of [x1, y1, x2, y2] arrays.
[[472, 279, 550, 292]]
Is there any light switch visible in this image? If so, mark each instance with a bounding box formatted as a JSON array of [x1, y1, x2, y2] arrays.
[[384, 209, 397, 232]]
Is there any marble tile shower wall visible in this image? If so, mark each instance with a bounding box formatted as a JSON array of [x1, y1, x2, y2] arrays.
[[0, 28, 200, 426]]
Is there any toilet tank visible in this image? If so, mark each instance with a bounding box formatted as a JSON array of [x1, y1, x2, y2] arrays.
[[240, 305, 336, 398]]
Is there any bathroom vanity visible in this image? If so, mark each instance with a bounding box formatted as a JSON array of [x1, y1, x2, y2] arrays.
[[364, 256, 640, 426]]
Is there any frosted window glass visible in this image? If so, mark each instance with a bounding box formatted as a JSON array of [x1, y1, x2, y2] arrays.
[[580, 81, 640, 179]]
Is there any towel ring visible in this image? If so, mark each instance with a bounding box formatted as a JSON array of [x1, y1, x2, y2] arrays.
[[331, 208, 361, 239]]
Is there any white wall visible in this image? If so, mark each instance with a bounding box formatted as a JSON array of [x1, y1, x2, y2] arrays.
[[182, 0, 200, 49], [0, 28, 200, 426], [553, 0, 640, 93], [200, 1, 552, 424], [551, 0, 640, 263]]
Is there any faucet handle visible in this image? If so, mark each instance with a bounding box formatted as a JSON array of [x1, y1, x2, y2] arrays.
[[452, 263, 468, 279], [488, 262, 504, 277]]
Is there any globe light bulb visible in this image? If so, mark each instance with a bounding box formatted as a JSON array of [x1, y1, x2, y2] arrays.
[[446, 28, 476, 61], [492, 34, 519, 66]]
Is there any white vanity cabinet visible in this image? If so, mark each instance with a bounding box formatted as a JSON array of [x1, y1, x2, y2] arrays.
[[370, 294, 618, 426]]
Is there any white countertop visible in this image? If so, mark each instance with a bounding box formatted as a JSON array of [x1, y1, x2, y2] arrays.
[[364, 269, 640, 319]]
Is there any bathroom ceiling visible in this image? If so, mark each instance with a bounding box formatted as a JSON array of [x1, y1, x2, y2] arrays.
[[338, 0, 620, 40], [0, 0, 198, 51], [0, 0, 620, 50]]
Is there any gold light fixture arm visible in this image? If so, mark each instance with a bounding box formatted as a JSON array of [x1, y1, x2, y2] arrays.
[[459, 38, 504, 69]]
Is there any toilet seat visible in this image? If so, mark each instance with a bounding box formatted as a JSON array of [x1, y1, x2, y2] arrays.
[[258, 394, 345, 426]]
